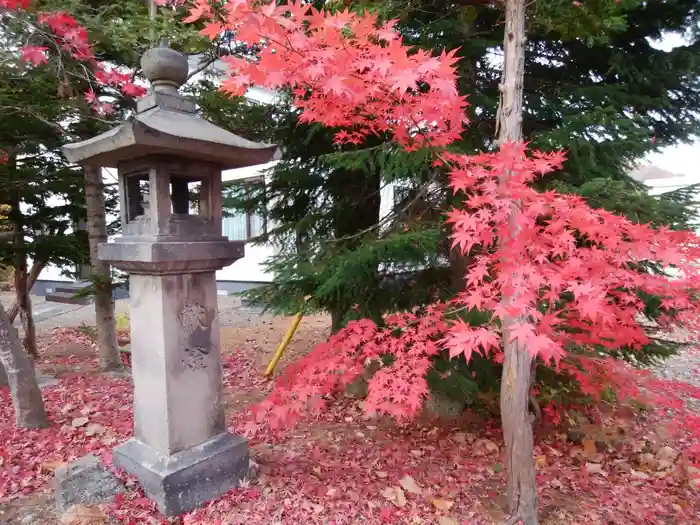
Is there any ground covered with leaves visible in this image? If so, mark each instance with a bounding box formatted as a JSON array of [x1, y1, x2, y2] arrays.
[[1, 317, 699, 525]]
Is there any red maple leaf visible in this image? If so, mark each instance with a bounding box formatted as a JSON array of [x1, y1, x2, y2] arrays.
[[20, 45, 48, 66], [443, 321, 501, 362], [200, 21, 224, 40], [220, 74, 250, 97], [507, 322, 536, 344], [0, 0, 31, 8], [121, 82, 146, 98], [183, 0, 212, 23], [84, 88, 97, 104]]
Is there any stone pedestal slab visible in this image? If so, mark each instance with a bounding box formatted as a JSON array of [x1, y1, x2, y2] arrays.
[[113, 433, 249, 516]]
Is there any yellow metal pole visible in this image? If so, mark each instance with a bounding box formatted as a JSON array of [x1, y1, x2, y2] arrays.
[[264, 310, 304, 377]]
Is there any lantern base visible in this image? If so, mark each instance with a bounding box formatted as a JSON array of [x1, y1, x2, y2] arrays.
[[113, 432, 249, 516]]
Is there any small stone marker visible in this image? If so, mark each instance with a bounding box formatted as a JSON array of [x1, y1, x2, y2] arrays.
[[36, 371, 59, 389], [423, 391, 465, 420], [55, 455, 124, 514]]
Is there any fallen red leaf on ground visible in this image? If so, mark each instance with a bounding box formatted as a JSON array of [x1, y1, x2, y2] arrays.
[[1, 328, 698, 524]]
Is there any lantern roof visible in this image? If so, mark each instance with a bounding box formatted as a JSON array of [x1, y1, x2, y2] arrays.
[[63, 41, 279, 170]]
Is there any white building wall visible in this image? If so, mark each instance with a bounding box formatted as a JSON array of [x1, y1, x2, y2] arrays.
[[216, 164, 403, 285], [379, 182, 397, 225], [217, 161, 279, 284], [36, 164, 282, 287], [30, 189, 73, 283], [39, 163, 696, 289], [644, 174, 700, 233], [34, 167, 121, 285], [645, 177, 700, 196]]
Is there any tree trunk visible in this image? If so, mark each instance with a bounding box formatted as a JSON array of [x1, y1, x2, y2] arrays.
[[14, 246, 37, 357], [501, 322, 538, 525], [84, 165, 121, 372], [9, 189, 37, 357], [327, 164, 382, 333], [449, 9, 479, 294], [8, 258, 46, 324], [448, 244, 470, 293], [0, 359, 7, 387], [496, 0, 539, 524], [330, 307, 345, 335], [0, 301, 47, 428]]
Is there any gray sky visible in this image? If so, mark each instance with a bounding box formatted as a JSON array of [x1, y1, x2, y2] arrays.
[[642, 33, 699, 179]]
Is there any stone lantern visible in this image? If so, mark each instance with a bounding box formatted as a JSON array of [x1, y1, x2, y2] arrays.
[[62, 42, 278, 516]]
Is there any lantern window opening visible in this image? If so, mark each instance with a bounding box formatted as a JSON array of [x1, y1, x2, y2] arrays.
[[124, 173, 150, 223], [169, 175, 204, 216]]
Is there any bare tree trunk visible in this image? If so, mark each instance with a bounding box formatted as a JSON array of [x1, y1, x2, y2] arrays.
[[0, 301, 47, 428], [84, 166, 121, 372], [448, 244, 470, 293], [9, 189, 37, 358], [449, 12, 479, 294], [14, 247, 37, 357], [148, 0, 159, 44], [496, 0, 539, 524], [0, 359, 7, 387], [8, 258, 46, 324], [501, 323, 538, 525], [330, 307, 345, 335]]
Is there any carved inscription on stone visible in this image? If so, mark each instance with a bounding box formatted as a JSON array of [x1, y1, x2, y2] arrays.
[[179, 302, 214, 371], [183, 347, 208, 370]]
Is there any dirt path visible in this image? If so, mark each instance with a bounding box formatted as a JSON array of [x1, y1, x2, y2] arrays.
[[0, 293, 274, 330]]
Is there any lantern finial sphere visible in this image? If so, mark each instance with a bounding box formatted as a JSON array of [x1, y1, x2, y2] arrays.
[[141, 40, 189, 94]]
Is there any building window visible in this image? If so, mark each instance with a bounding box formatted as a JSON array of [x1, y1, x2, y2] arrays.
[[222, 176, 266, 241]]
